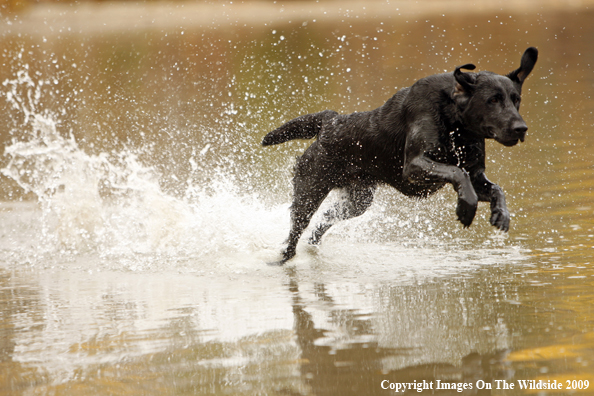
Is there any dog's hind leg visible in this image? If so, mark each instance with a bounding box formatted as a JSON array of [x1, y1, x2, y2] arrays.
[[279, 151, 334, 263], [308, 182, 376, 245]]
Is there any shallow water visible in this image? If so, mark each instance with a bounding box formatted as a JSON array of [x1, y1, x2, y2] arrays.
[[1, 2, 594, 395]]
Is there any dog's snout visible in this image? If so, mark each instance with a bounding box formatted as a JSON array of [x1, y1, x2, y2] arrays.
[[512, 121, 528, 142], [513, 124, 528, 135]]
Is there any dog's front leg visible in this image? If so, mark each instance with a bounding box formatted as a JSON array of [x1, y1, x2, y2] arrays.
[[403, 156, 478, 227], [472, 172, 510, 232]]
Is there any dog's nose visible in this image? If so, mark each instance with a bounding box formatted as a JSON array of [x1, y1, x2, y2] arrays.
[[512, 122, 528, 142]]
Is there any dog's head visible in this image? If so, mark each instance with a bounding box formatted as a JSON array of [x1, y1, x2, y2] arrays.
[[453, 47, 538, 146]]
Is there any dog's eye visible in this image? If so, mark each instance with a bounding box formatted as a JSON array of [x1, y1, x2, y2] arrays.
[[489, 97, 499, 104]]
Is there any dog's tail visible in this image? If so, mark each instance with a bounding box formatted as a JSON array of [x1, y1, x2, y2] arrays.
[[262, 110, 338, 146]]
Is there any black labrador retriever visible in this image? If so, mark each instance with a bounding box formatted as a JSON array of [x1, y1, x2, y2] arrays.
[[262, 47, 538, 264]]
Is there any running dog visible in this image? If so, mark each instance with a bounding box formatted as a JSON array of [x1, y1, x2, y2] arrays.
[[262, 47, 538, 264]]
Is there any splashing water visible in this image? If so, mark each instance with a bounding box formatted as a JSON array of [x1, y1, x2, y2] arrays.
[[1, 70, 289, 268]]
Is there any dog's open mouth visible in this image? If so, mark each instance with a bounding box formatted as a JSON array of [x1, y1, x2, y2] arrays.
[[487, 127, 525, 146], [484, 127, 524, 147], [495, 136, 521, 146], [483, 127, 497, 140]]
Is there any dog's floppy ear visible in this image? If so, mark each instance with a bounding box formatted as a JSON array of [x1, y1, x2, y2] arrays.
[[454, 63, 476, 96], [507, 47, 538, 85]]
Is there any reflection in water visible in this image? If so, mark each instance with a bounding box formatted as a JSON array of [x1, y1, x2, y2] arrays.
[[1, 1, 594, 395], [286, 269, 512, 396], [0, 261, 524, 395]]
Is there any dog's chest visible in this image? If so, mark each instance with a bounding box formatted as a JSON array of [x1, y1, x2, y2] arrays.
[[429, 130, 483, 168]]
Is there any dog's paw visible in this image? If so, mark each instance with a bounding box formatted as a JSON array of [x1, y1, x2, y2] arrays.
[[490, 207, 510, 232], [308, 231, 323, 246], [267, 244, 297, 266], [281, 245, 296, 263], [267, 247, 295, 266], [456, 193, 478, 228]]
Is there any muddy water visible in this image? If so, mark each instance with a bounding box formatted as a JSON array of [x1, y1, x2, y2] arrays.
[[1, 2, 594, 395]]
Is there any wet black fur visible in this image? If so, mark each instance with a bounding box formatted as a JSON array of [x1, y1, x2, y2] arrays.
[[262, 47, 538, 264]]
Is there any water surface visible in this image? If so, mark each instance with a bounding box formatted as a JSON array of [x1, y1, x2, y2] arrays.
[[1, 2, 594, 395]]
